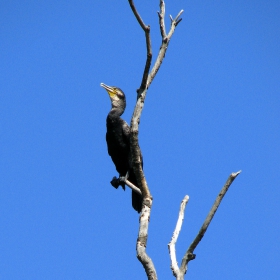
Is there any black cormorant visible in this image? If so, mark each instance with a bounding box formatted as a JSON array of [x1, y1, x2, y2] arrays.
[[100, 83, 142, 213]]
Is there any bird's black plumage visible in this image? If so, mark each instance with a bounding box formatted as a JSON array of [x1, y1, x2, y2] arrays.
[[101, 83, 142, 213]]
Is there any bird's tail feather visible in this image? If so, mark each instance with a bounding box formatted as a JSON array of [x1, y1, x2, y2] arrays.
[[132, 191, 142, 213], [129, 172, 143, 213]]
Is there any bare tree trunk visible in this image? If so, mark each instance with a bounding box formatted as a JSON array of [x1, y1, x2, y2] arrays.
[[128, 1, 183, 278]]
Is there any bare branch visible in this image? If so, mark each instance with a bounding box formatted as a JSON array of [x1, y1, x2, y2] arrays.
[[147, 9, 184, 89], [168, 196, 189, 278], [140, 28, 152, 93], [130, 130, 150, 198], [110, 176, 142, 195], [128, 0, 152, 93], [174, 10, 184, 23], [137, 198, 157, 280], [129, 116, 154, 279], [158, 0, 166, 38], [128, 0, 152, 199], [180, 170, 242, 275], [128, 0, 147, 30], [121, 177, 142, 195]]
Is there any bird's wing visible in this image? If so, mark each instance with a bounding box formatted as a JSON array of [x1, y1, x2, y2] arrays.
[[121, 120, 130, 146], [122, 120, 144, 169]]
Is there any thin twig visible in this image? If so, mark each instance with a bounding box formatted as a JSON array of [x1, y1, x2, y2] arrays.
[[140, 27, 152, 93], [121, 177, 142, 195], [180, 170, 242, 276], [168, 196, 189, 278], [174, 10, 184, 23]]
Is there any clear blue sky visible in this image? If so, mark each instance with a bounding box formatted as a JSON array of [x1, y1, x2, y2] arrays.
[[1, 1, 279, 279]]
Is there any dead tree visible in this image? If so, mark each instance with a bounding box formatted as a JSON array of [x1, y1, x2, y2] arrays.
[[106, 1, 241, 279]]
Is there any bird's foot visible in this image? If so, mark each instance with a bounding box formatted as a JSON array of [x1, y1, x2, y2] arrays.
[[110, 176, 125, 191], [116, 171, 129, 191], [110, 176, 120, 189], [119, 176, 126, 191]]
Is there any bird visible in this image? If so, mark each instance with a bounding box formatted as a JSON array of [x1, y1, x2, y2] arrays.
[[100, 83, 143, 213]]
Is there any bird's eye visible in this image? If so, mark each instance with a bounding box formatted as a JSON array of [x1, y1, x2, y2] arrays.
[[117, 92, 124, 99]]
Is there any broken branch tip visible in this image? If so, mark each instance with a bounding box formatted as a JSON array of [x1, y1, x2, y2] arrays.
[[232, 170, 242, 177]]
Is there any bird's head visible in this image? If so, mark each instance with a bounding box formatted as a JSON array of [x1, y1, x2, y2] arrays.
[[100, 83, 126, 112]]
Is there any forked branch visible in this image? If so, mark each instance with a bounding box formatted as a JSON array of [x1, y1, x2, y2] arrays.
[[129, 0, 183, 196], [169, 171, 241, 279], [147, 6, 183, 89]]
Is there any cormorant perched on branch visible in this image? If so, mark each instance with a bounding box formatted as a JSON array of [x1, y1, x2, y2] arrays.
[[100, 83, 143, 213]]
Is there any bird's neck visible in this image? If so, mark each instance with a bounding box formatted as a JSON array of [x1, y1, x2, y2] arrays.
[[108, 107, 124, 118], [110, 99, 126, 117]]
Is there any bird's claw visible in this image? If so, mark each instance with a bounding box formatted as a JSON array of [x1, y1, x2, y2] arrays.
[[124, 171, 129, 181]]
